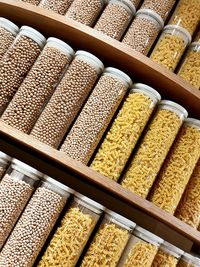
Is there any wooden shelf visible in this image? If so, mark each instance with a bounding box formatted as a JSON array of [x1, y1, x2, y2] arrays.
[[0, 0, 199, 119]]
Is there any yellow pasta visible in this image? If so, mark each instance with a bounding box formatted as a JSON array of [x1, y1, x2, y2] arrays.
[[177, 253, 200, 267], [178, 259, 195, 267], [152, 248, 179, 267]]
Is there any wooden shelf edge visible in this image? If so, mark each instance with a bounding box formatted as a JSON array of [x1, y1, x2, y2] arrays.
[[1, 122, 200, 250], [0, 0, 199, 118]]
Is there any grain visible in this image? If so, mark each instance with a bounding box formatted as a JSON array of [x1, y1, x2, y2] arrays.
[[152, 249, 179, 267], [60, 68, 130, 164], [2, 38, 73, 134], [149, 120, 200, 214], [0, 25, 16, 60], [40, 0, 73, 15], [121, 102, 185, 198], [91, 87, 158, 181], [21, 0, 41, 5]]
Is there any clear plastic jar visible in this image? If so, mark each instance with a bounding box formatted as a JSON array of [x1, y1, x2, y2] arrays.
[[2, 37, 74, 134], [168, 0, 200, 36], [0, 175, 72, 267], [94, 0, 136, 40], [121, 100, 188, 198], [31, 50, 104, 148], [118, 226, 163, 267], [91, 83, 161, 182], [38, 193, 104, 267], [60, 67, 132, 164], [0, 26, 46, 115], [149, 118, 200, 214], [81, 210, 136, 267], [66, 0, 106, 26], [150, 25, 191, 72], [177, 42, 200, 90], [122, 9, 164, 55], [0, 159, 42, 250], [40, 0, 73, 15], [0, 151, 12, 179], [152, 241, 184, 267], [21, 0, 41, 5], [0, 17, 19, 60], [178, 253, 200, 267]]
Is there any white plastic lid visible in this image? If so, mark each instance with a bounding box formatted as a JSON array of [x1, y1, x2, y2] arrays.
[[19, 25, 46, 49], [158, 100, 188, 119], [0, 17, 19, 36], [132, 83, 161, 102], [136, 9, 164, 28], [133, 226, 163, 246], [163, 25, 191, 44], [182, 253, 200, 266], [47, 37, 75, 59], [74, 192, 105, 213], [104, 67, 133, 88], [161, 241, 184, 258], [75, 50, 104, 75], [43, 175, 74, 194], [0, 151, 12, 164], [184, 118, 200, 130], [106, 209, 136, 230]]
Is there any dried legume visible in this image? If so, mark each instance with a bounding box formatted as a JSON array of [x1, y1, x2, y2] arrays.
[[40, 0, 73, 15], [21, 0, 41, 5]]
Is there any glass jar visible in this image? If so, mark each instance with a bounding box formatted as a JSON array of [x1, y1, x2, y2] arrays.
[[2, 37, 74, 134], [38, 192, 104, 267], [40, 0, 73, 15], [178, 253, 200, 267], [0, 159, 42, 250], [168, 0, 200, 36], [91, 83, 161, 182], [0, 175, 72, 267], [0, 17, 19, 60], [177, 42, 200, 90], [31, 50, 104, 148], [152, 241, 184, 267], [121, 100, 188, 198], [122, 9, 164, 55], [60, 67, 132, 164], [150, 25, 191, 72], [94, 0, 136, 40], [66, 0, 106, 26], [21, 0, 41, 5], [149, 118, 200, 214], [81, 210, 136, 267], [0, 26, 46, 115], [0, 151, 12, 179], [118, 226, 163, 267]]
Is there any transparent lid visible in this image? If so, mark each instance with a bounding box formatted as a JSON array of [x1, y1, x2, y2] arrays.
[[75, 50, 104, 75], [133, 226, 163, 246], [0, 151, 12, 164], [184, 118, 200, 130], [132, 83, 161, 103], [136, 9, 164, 28], [182, 253, 200, 266], [163, 25, 191, 44], [158, 100, 188, 119], [47, 37, 75, 59], [105, 209, 136, 230], [161, 241, 184, 258], [19, 25, 46, 49], [109, 0, 136, 15], [0, 17, 19, 36], [104, 67, 133, 88]]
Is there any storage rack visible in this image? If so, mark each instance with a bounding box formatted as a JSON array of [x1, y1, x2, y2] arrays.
[[0, 0, 200, 254]]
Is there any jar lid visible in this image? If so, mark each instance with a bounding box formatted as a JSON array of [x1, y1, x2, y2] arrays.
[[164, 25, 191, 44], [0, 151, 12, 164], [19, 25, 46, 49], [182, 253, 200, 266], [106, 209, 136, 230], [132, 83, 161, 102], [158, 100, 188, 119], [184, 118, 200, 130], [0, 17, 19, 36], [190, 42, 200, 50], [133, 226, 163, 246], [104, 67, 133, 88], [75, 50, 104, 75], [47, 37, 75, 59], [43, 175, 75, 194], [136, 9, 164, 28], [161, 241, 184, 258]]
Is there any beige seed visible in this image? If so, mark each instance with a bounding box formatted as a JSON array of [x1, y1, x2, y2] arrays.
[[20, 0, 41, 5], [40, 0, 73, 15]]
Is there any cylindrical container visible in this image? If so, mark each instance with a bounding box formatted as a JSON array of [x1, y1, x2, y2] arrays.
[[121, 100, 188, 198], [152, 241, 184, 267], [177, 42, 200, 90], [118, 226, 163, 267], [94, 0, 136, 40], [81, 210, 136, 267], [0, 151, 12, 179], [0, 159, 41, 250], [91, 83, 161, 182], [30, 50, 104, 148], [0, 17, 19, 60], [130, 0, 141, 8], [60, 67, 132, 164], [140, 0, 176, 21], [150, 25, 191, 72], [194, 31, 200, 42], [39, 0, 73, 15], [38, 193, 104, 267], [0, 26, 46, 115], [21, 0, 41, 5], [175, 159, 200, 228], [122, 9, 164, 55], [149, 118, 200, 214], [168, 0, 200, 36], [0, 176, 72, 267], [65, 0, 106, 26], [2, 38, 74, 134], [178, 253, 200, 267]]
